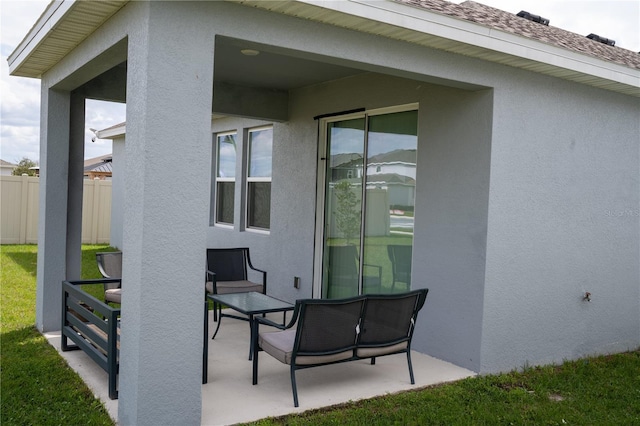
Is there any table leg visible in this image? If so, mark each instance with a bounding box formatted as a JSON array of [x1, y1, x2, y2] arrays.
[[248, 314, 255, 361], [212, 304, 223, 339], [252, 328, 259, 385]]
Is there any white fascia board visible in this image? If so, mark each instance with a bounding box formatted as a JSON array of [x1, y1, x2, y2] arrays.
[[297, 0, 639, 88], [7, 0, 75, 76], [96, 123, 126, 139]]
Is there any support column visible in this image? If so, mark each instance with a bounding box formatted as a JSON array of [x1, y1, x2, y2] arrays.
[[35, 88, 70, 332], [66, 92, 86, 279], [117, 3, 214, 424]]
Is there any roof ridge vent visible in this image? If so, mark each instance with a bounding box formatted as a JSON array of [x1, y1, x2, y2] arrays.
[[586, 33, 615, 46], [516, 11, 550, 26]]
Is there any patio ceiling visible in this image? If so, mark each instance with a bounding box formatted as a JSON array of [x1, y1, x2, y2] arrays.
[[214, 36, 365, 91]]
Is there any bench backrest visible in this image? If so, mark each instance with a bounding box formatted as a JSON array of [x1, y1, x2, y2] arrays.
[[359, 290, 427, 347], [295, 297, 365, 355], [292, 289, 428, 357]]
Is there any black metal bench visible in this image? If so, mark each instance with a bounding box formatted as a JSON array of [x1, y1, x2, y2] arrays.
[[252, 289, 429, 407], [61, 279, 120, 399]]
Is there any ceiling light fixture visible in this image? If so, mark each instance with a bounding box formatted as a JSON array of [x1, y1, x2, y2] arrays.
[[240, 49, 260, 56]]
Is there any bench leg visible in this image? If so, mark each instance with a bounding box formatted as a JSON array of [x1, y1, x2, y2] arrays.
[[203, 299, 209, 384], [406, 351, 415, 384], [290, 365, 300, 408]]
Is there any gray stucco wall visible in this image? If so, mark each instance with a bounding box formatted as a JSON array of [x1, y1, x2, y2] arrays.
[[209, 72, 494, 372], [481, 72, 640, 373]]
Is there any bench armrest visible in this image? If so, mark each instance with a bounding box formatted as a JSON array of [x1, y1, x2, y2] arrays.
[[256, 303, 300, 331], [255, 316, 287, 330]]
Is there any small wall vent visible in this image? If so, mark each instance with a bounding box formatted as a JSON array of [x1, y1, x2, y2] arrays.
[[586, 33, 615, 46], [516, 11, 550, 26]]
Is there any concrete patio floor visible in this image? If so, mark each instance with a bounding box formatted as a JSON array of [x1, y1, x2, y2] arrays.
[[46, 309, 475, 425]]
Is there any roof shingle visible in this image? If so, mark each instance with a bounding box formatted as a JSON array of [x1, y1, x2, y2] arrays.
[[395, 0, 640, 70]]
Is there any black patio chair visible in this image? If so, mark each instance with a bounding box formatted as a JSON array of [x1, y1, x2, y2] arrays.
[[205, 247, 267, 322], [96, 251, 122, 304]]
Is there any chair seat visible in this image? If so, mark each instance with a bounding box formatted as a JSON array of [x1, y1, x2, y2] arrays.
[[105, 288, 122, 304], [356, 342, 407, 358], [259, 330, 353, 366], [206, 280, 264, 295]]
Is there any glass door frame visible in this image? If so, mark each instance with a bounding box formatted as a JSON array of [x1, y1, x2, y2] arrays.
[[312, 103, 419, 298]]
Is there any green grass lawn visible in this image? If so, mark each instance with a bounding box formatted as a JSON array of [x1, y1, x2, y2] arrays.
[[247, 349, 640, 425], [2, 244, 639, 426], [1, 244, 114, 426]]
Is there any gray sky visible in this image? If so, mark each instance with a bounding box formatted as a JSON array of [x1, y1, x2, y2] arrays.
[[1, 0, 638, 164]]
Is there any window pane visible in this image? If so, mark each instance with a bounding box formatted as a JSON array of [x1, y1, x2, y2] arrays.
[[247, 182, 271, 229], [323, 118, 365, 299], [363, 109, 417, 294], [216, 182, 235, 224], [248, 128, 273, 178], [217, 134, 236, 178]]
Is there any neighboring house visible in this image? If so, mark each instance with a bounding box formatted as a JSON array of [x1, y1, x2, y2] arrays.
[[95, 124, 126, 249], [8, 1, 639, 424], [0, 159, 16, 176], [367, 149, 417, 180], [84, 154, 113, 180]]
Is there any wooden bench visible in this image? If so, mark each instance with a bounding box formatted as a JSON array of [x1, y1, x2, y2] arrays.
[[62, 279, 120, 399], [252, 289, 428, 407]]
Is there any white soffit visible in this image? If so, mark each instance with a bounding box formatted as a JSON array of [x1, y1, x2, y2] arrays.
[[7, 0, 127, 78], [8, 0, 639, 97], [232, 0, 640, 97]]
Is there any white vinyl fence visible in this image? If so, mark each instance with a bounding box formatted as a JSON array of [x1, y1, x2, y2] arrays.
[[0, 175, 112, 244]]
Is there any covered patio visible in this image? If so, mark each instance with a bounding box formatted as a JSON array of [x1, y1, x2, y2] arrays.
[[47, 309, 475, 425], [9, 1, 639, 424]]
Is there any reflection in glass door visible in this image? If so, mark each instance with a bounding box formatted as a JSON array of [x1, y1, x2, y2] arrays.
[[321, 107, 418, 299]]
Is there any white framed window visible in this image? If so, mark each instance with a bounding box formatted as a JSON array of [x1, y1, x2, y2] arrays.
[[246, 126, 272, 230], [215, 132, 236, 226]]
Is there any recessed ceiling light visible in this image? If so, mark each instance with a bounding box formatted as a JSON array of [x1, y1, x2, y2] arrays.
[[241, 49, 260, 56]]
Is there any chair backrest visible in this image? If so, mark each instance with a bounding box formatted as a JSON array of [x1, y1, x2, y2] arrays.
[[359, 289, 428, 347], [96, 252, 122, 279], [294, 296, 365, 355], [206, 248, 249, 281]]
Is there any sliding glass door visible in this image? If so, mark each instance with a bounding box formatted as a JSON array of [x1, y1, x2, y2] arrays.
[[319, 106, 418, 299]]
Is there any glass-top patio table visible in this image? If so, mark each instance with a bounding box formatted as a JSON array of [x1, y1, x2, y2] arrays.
[[203, 292, 294, 384]]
